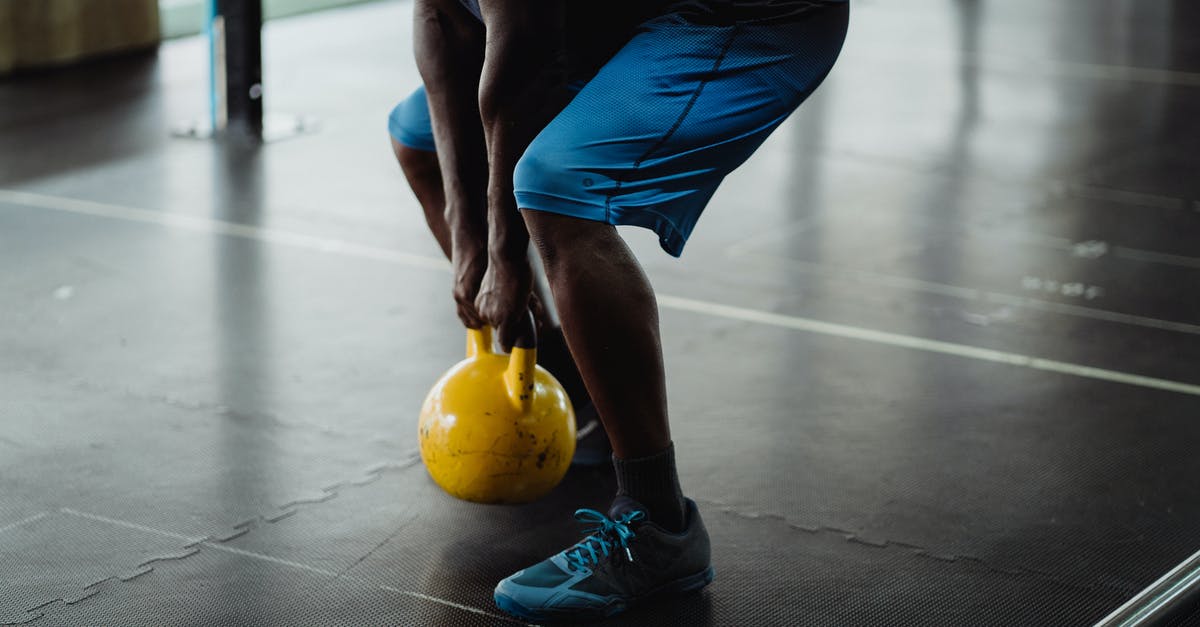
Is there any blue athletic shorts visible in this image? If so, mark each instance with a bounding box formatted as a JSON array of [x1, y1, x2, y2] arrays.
[[389, 4, 848, 256], [388, 86, 437, 153]]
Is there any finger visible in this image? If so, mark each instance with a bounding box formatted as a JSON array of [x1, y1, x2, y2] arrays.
[[527, 293, 548, 332], [514, 308, 537, 349], [455, 281, 485, 329], [486, 302, 511, 351], [496, 320, 516, 353], [500, 309, 536, 352], [455, 300, 484, 330]]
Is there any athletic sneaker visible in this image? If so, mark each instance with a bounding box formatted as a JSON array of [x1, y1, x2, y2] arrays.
[[494, 496, 714, 621]]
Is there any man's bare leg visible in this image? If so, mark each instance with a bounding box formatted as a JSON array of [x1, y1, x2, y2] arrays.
[[523, 210, 685, 531], [392, 139, 453, 258]]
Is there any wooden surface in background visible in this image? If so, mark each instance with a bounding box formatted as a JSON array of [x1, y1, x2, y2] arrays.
[[0, 0, 159, 74]]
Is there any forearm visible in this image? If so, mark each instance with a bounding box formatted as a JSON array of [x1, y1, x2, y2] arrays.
[[414, 0, 488, 258], [477, 0, 569, 265]]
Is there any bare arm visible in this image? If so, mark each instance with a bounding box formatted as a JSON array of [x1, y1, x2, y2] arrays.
[[474, 0, 571, 346], [414, 0, 489, 328]]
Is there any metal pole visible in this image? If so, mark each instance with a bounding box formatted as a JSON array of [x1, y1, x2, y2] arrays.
[[205, 0, 219, 131], [212, 0, 263, 140], [1094, 548, 1200, 627]]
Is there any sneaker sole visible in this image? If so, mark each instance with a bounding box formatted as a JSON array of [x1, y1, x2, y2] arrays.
[[493, 566, 715, 622]]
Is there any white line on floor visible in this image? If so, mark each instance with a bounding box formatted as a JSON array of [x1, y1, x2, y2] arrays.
[[58, 507, 522, 622], [729, 250, 1200, 336], [3, 188, 1199, 398], [1059, 184, 1185, 211], [1050, 60, 1200, 87], [62, 508, 346, 578], [981, 291, 1200, 336], [1115, 246, 1200, 270], [0, 189, 449, 272], [200, 542, 342, 577], [846, 45, 1200, 88], [60, 508, 345, 579], [380, 587, 534, 625], [60, 508, 199, 542], [657, 295, 1200, 398], [0, 512, 50, 536]]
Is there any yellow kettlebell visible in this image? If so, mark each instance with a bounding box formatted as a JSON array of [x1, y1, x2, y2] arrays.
[[418, 322, 576, 504]]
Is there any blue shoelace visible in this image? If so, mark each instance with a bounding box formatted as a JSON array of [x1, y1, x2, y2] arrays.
[[563, 509, 646, 572]]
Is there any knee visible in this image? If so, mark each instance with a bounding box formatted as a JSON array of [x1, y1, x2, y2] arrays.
[[523, 209, 563, 271], [393, 138, 439, 180], [517, 141, 591, 267], [387, 87, 436, 153], [524, 210, 615, 279], [517, 143, 563, 263]]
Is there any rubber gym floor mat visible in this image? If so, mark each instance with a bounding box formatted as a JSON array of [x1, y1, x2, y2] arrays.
[[3, 201, 1197, 623], [31, 549, 527, 627], [1171, 610, 1200, 627], [657, 308, 1200, 594], [0, 366, 404, 541], [24, 459, 1130, 626], [1165, 611, 1200, 627], [0, 511, 189, 625], [0, 203, 458, 440]]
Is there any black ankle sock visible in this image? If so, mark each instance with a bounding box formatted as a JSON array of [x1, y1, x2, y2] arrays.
[[612, 443, 687, 533]]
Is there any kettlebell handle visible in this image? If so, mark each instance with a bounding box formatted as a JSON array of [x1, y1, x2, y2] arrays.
[[465, 311, 537, 413], [466, 326, 494, 358]]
